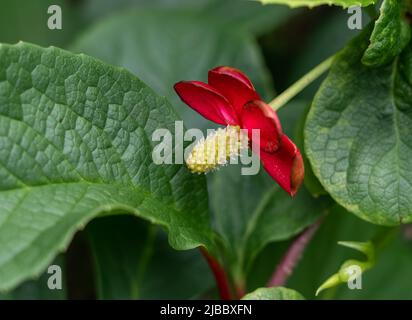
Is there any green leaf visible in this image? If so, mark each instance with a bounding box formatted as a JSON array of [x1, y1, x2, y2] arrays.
[[305, 28, 412, 226], [0, 42, 214, 291], [362, 0, 411, 67], [87, 216, 213, 299], [70, 8, 274, 131], [242, 287, 305, 300], [257, 0, 375, 9]]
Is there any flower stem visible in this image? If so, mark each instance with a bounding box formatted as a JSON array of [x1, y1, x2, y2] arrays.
[[268, 55, 335, 111], [199, 247, 233, 300], [267, 218, 323, 287], [235, 281, 246, 300]]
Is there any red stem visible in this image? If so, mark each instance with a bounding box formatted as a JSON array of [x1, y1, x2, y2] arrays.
[[200, 247, 233, 300], [267, 218, 323, 287], [235, 282, 246, 300]]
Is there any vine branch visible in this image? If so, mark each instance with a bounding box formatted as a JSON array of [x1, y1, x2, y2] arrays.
[[267, 218, 323, 287], [269, 55, 334, 111]]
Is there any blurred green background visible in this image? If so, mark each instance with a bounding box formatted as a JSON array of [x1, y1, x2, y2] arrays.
[[1, 0, 411, 300]]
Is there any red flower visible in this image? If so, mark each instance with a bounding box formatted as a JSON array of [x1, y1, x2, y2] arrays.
[[174, 66, 304, 196]]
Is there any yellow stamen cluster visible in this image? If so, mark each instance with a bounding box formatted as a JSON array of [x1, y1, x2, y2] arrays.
[[186, 125, 248, 173]]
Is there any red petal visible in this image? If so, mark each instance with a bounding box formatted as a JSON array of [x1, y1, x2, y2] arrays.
[[241, 100, 282, 153], [259, 135, 304, 196], [208, 66, 260, 116], [174, 81, 238, 125]]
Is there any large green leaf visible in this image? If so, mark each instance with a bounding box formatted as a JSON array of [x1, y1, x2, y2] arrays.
[[362, 0, 411, 67], [70, 8, 273, 131], [0, 42, 213, 291], [242, 287, 304, 300], [258, 0, 375, 8], [305, 28, 412, 225], [87, 216, 213, 299]]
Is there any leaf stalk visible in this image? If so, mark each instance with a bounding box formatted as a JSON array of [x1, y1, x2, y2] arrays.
[[268, 55, 334, 111]]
